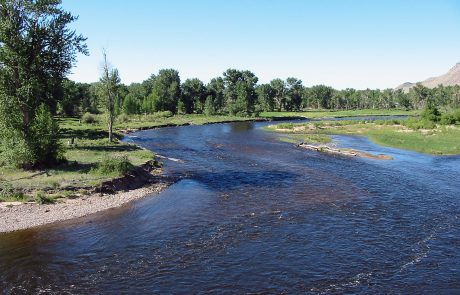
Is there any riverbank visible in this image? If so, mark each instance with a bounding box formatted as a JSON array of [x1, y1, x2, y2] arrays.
[[0, 181, 172, 233], [265, 119, 460, 155], [0, 114, 264, 233]]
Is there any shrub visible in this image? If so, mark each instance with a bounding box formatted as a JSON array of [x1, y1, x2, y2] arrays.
[[93, 155, 134, 176], [439, 113, 457, 125], [421, 105, 441, 122], [0, 182, 28, 202], [152, 111, 173, 118], [403, 117, 436, 130], [117, 113, 130, 123], [276, 123, 294, 129], [453, 109, 460, 122], [31, 104, 64, 165], [0, 103, 63, 168], [35, 192, 55, 205], [81, 112, 98, 124]]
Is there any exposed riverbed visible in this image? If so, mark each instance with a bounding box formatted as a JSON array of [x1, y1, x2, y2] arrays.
[[1, 120, 459, 294]]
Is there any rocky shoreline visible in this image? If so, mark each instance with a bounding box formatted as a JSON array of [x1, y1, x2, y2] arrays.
[[0, 159, 177, 234], [297, 143, 393, 160], [0, 181, 172, 233]]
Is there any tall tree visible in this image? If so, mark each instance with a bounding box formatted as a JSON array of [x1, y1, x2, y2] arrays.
[[181, 78, 207, 114], [256, 84, 275, 112], [270, 79, 286, 111], [207, 77, 225, 113], [0, 0, 87, 167], [147, 69, 181, 114], [285, 77, 303, 111], [100, 51, 120, 142]]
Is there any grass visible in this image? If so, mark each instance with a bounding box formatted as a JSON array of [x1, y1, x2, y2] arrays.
[[0, 113, 258, 203], [266, 119, 460, 155], [260, 109, 419, 119]]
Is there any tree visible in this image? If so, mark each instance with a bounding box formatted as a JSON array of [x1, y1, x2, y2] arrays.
[[256, 84, 275, 112], [285, 77, 303, 111], [270, 79, 286, 111], [148, 69, 181, 113], [207, 77, 225, 113], [223, 69, 258, 116], [181, 78, 207, 114], [0, 0, 87, 167], [308, 85, 334, 109], [100, 51, 120, 142], [410, 83, 431, 109]]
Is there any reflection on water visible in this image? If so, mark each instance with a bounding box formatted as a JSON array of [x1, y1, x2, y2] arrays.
[[1, 120, 460, 294]]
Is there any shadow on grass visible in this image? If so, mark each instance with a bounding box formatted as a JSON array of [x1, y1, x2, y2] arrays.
[[52, 161, 96, 174], [70, 144, 142, 152], [59, 128, 123, 141]]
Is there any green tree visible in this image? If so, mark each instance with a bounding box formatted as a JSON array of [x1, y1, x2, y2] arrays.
[[181, 78, 207, 113], [270, 79, 286, 111], [149, 69, 181, 113], [207, 77, 225, 113], [256, 84, 275, 112], [223, 69, 258, 116], [0, 0, 87, 167], [285, 77, 303, 111], [100, 52, 121, 142], [410, 83, 431, 109], [123, 93, 140, 115], [308, 85, 334, 109]]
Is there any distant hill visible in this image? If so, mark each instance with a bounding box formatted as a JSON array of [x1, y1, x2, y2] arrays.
[[396, 63, 460, 92]]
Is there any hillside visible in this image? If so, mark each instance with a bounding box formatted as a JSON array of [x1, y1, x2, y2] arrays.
[[396, 63, 460, 92]]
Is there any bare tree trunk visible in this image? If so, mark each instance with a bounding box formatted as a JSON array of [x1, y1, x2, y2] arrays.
[[102, 50, 114, 142]]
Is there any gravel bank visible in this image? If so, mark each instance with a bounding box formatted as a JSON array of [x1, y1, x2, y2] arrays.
[[0, 182, 171, 233]]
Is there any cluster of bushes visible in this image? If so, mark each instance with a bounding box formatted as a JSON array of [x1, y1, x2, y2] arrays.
[[92, 155, 134, 176], [401, 107, 460, 130], [0, 103, 64, 168], [81, 112, 98, 124]]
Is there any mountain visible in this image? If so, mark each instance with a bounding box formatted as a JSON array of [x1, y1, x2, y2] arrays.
[[396, 63, 460, 92]]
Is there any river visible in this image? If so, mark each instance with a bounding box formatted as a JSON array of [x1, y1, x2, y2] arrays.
[[1, 120, 459, 294]]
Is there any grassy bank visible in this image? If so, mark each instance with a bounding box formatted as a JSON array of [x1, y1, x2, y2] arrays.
[[265, 119, 460, 155], [260, 109, 419, 119], [0, 114, 257, 203]]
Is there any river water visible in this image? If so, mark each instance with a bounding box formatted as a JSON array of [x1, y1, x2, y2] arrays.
[[1, 120, 460, 294]]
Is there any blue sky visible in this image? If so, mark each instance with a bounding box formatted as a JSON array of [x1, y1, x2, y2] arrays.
[[62, 0, 460, 89]]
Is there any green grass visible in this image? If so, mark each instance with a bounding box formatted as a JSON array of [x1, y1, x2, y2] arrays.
[[260, 109, 419, 119], [58, 114, 257, 133], [266, 119, 460, 155]]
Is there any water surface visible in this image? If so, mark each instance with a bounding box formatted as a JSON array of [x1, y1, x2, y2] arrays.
[[1, 120, 459, 294]]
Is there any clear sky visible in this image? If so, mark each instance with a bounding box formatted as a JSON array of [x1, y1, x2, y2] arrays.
[[62, 0, 460, 89]]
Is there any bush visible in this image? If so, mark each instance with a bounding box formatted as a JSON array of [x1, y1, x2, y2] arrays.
[[439, 113, 457, 125], [403, 117, 436, 130], [93, 155, 134, 176], [31, 104, 64, 165], [421, 105, 441, 122], [117, 113, 130, 123], [35, 192, 55, 205], [81, 112, 98, 124], [151, 111, 173, 119], [0, 182, 28, 202], [453, 109, 460, 122]]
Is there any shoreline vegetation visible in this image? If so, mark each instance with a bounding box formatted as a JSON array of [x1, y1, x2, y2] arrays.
[[265, 110, 460, 156]]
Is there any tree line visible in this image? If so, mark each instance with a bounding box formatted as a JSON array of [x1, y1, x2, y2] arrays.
[[62, 71, 460, 118]]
